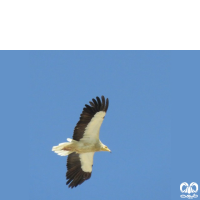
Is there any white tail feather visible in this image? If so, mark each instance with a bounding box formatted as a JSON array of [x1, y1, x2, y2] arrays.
[[52, 140, 72, 156], [67, 138, 72, 142], [54, 150, 70, 156]]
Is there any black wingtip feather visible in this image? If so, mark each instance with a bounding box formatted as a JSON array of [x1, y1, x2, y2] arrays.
[[105, 98, 109, 112], [96, 96, 101, 110], [89, 101, 95, 107], [101, 96, 105, 110]]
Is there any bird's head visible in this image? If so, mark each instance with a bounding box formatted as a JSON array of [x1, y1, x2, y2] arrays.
[[101, 144, 111, 152]]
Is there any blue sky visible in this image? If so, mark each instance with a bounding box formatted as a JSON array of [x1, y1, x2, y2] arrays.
[[1, 51, 199, 200]]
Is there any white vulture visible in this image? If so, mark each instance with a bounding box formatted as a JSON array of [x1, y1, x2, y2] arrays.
[[52, 96, 111, 188]]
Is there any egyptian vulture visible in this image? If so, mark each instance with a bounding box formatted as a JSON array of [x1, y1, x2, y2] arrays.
[[52, 96, 111, 188]]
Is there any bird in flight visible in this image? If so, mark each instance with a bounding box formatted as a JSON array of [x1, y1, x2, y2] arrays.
[[52, 96, 111, 188]]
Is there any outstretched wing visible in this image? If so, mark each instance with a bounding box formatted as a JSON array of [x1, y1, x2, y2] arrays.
[[72, 96, 109, 142], [66, 152, 95, 188]]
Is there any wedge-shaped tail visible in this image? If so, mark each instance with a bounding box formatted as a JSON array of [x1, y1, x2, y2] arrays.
[[52, 138, 72, 156]]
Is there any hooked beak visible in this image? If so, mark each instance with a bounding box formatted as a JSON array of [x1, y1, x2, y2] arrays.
[[107, 147, 111, 153], [102, 146, 111, 153]]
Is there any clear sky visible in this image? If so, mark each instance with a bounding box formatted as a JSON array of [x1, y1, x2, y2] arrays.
[[1, 51, 199, 200]]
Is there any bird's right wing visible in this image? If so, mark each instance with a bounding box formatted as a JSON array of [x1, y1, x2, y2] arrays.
[[66, 152, 95, 188]]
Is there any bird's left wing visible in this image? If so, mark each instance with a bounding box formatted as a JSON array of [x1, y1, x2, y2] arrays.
[[66, 152, 95, 188], [72, 96, 109, 142]]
